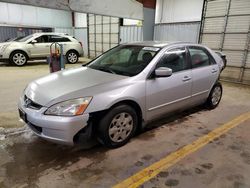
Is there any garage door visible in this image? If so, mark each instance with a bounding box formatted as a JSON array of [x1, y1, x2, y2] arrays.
[[88, 14, 120, 58], [199, 0, 250, 84]]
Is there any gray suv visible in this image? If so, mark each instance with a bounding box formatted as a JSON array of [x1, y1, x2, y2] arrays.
[[18, 41, 225, 148]]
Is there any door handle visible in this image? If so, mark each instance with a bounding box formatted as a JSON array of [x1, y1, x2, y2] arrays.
[[182, 76, 191, 82], [45, 45, 50, 47], [211, 68, 218, 73]]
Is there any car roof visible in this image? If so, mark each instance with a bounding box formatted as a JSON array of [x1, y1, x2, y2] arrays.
[[32, 32, 69, 36], [121, 41, 204, 48]]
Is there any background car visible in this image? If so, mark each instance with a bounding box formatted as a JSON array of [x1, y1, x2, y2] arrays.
[[0, 32, 83, 66]]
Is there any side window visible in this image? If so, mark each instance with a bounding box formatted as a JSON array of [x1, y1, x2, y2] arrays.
[[189, 47, 211, 68], [49, 35, 71, 42], [35, 35, 49, 43], [156, 47, 188, 73]]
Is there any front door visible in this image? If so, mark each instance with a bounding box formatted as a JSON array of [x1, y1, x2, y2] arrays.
[[28, 35, 50, 57], [146, 47, 192, 121]]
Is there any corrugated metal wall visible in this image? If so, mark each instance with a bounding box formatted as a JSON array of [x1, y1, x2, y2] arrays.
[[120, 26, 143, 43], [154, 22, 201, 43], [200, 0, 250, 84], [154, 0, 203, 43], [88, 14, 120, 58], [0, 26, 52, 42]]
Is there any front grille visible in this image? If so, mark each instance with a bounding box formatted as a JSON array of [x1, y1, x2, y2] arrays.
[[24, 95, 43, 110]]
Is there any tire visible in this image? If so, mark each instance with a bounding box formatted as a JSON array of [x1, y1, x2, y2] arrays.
[[66, 50, 79, 64], [10, 51, 28, 66], [206, 82, 222, 109], [97, 104, 138, 148]]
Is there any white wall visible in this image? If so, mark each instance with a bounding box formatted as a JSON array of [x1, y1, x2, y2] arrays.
[[74, 12, 88, 56], [0, 2, 72, 28], [155, 0, 203, 23], [75, 12, 87, 28], [74, 28, 88, 56]]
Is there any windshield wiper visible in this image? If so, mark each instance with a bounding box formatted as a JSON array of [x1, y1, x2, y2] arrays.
[[95, 67, 117, 74]]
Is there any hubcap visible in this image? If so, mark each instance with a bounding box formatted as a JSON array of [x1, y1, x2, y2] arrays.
[[13, 53, 26, 65], [68, 52, 77, 63], [211, 86, 222, 105], [108, 112, 133, 143]]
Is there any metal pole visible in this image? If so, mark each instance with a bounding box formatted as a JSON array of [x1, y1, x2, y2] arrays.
[[198, 0, 207, 44], [87, 14, 90, 58], [239, 23, 250, 83], [220, 0, 232, 52]]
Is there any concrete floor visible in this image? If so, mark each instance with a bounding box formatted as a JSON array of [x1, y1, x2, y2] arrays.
[[0, 62, 250, 188]]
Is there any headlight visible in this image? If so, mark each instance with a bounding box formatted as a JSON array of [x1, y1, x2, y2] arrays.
[[0, 44, 10, 52], [45, 97, 92, 116]]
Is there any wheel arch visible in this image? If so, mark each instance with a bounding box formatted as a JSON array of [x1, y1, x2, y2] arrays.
[[90, 99, 144, 131], [9, 49, 29, 59], [66, 49, 79, 56]]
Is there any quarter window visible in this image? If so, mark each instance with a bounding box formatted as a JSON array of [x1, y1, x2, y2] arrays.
[[156, 48, 188, 73], [189, 47, 211, 68]]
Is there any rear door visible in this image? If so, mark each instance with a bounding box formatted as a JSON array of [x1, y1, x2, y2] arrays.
[[146, 47, 192, 121], [188, 46, 219, 104]]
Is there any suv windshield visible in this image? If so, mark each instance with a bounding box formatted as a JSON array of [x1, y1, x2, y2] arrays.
[[88, 45, 160, 76], [17, 35, 34, 42]]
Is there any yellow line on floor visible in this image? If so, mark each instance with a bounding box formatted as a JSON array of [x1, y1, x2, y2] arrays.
[[113, 112, 250, 188]]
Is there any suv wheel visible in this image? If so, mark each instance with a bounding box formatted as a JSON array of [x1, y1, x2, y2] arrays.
[[206, 82, 222, 109], [66, 51, 79, 64], [97, 104, 138, 148], [10, 51, 28, 66]]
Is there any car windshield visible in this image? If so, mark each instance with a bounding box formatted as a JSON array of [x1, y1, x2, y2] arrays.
[[88, 45, 160, 76], [17, 35, 34, 42], [5, 36, 24, 42]]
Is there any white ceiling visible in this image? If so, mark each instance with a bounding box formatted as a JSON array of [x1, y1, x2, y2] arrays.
[[0, 0, 144, 20]]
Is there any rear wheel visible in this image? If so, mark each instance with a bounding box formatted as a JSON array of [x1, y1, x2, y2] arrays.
[[206, 82, 222, 109], [97, 104, 138, 148], [10, 51, 28, 66], [66, 50, 79, 64]]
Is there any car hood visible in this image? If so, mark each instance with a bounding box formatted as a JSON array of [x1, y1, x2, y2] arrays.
[[25, 67, 127, 106]]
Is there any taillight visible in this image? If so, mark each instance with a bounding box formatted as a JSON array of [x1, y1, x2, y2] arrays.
[[79, 42, 83, 47]]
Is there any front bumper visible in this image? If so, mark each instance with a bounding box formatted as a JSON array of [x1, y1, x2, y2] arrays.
[[18, 100, 90, 145]]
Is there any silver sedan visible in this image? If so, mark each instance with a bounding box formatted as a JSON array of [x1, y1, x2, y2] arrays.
[[18, 41, 225, 148]]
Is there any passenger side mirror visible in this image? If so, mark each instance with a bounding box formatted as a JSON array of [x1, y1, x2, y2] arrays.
[[30, 39, 37, 44], [155, 67, 172, 77]]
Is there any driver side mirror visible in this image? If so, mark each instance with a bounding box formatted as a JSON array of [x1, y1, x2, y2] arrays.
[[155, 67, 172, 77], [30, 39, 37, 44]]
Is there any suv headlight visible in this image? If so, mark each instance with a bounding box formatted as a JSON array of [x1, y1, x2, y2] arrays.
[[45, 97, 92, 116], [0, 44, 10, 52]]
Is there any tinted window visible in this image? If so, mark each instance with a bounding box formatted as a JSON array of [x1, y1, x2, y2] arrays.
[[156, 48, 188, 73], [189, 47, 211, 68], [49, 35, 71, 42], [35, 35, 49, 43]]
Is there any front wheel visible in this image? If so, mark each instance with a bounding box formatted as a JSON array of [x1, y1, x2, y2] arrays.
[[206, 82, 222, 109], [97, 104, 138, 148], [66, 50, 79, 64], [10, 51, 28, 66]]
